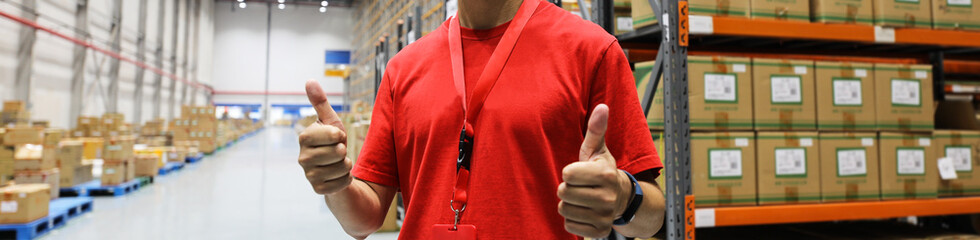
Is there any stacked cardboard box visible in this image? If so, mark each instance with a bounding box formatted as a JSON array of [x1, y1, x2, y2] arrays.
[[934, 130, 980, 197], [58, 140, 93, 187], [1, 101, 29, 126], [752, 58, 816, 130], [689, 0, 751, 17], [0, 129, 11, 185], [646, 56, 754, 130], [0, 184, 50, 224], [630, 0, 658, 30], [756, 132, 821, 205], [878, 132, 937, 200], [751, 0, 810, 21], [692, 132, 757, 207], [171, 106, 218, 154], [811, 0, 874, 25], [873, 0, 932, 28], [13, 129, 62, 198], [134, 154, 159, 177], [102, 136, 135, 186], [932, 0, 980, 31], [75, 116, 102, 137], [874, 64, 935, 131], [819, 132, 881, 202], [815, 61, 876, 131]]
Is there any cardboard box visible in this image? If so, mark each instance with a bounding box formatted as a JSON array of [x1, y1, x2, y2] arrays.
[[634, 61, 665, 129], [752, 59, 816, 130], [874, 64, 935, 131], [60, 163, 93, 187], [751, 0, 810, 21], [934, 130, 980, 197], [57, 141, 84, 168], [103, 136, 135, 161], [630, 0, 658, 30], [873, 0, 933, 28], [80, 138, 103, 160], [689, 0, 751, 17], [932, 0, 980, 30], [2, 101, 25, 113], [13, 145, 55, 171], [692, 132, 757, 207], [819, 132, 880, 202], [2, 127, 42, 146], [13, 169, 59, 199], [756, 132, 821, 205], [688, 56, 754, 130], [878, 132, 937, 200], [134, 155, 158, 177], [815, 61, 876, 131], [0, 146, 13, 177], [31, 121, 48, 129], [811, 0, 874, 24], [42, 129, 64, 147], [101, 162, 127, 186], [0, 184, 50, 224]]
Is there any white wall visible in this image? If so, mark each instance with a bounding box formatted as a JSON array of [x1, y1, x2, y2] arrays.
[[0, 0, 214, 128], [212, 2, 351, 109]]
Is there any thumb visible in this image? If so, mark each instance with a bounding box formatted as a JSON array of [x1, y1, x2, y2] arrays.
[[580, 104, 609, 162], [305, 79, 345, 132]]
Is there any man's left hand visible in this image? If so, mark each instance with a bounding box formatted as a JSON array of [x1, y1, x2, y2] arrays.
[[558, 104, 633, 238]]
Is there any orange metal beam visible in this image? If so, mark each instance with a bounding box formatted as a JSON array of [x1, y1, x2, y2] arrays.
[[946, 60, 980, 75], [626, 49, 922, 64], [708, 197, 980, 227], [708, 16, 980, 48]]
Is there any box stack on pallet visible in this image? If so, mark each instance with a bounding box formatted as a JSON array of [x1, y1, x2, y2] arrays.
[[1, 101, 29, 126], [13, 129, 62, 199], [0, 102, 64, 225], [102, 134, 135, 187], [170, 106, 217, 154], [58, 139, 92, 188]]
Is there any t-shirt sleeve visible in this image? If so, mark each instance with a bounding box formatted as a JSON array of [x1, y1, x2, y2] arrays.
[[589, 40, 663, 178], [350, 73, 400, 188]]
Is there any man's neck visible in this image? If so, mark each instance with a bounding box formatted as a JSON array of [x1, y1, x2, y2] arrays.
[[457, 0, 525, 29]]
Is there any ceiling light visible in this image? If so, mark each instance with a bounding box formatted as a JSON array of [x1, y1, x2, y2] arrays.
[[321, 1, 328, 7], [277, 0, 285, 3], [319, 6, 326, 12], [238, 2, 246, 8], [237, 0, 244, 2], [278, 3, 285, 9]]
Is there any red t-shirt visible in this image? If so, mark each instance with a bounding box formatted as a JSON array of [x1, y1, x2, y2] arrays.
[[351, 1, 662, 239]]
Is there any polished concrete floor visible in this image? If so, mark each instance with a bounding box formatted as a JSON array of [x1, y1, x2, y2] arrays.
[[40, 127, 399, 240]]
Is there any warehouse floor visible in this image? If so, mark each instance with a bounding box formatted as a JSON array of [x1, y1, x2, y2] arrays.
[[37, 127, 399, 240]]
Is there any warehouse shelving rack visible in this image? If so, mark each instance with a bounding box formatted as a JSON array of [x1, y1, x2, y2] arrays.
[[586, 0, 980, 238]]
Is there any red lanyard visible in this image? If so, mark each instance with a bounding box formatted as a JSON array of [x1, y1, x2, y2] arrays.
[[446, 0, 540, 230]]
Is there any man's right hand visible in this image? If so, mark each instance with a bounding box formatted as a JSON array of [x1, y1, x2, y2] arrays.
[[299, 80, 352, 195]]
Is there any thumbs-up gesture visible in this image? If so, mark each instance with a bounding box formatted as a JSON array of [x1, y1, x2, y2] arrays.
[[558, 104, 633, 238], [298, 80, 353, 195]]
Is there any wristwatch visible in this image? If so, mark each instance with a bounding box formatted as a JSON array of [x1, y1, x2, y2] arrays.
[[613, 170, 643, 226]]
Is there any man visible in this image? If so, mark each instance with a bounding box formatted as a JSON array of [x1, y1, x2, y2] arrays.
[[298, 0, 665, 239]]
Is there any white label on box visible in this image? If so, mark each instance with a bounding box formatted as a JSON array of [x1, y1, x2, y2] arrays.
[[0, 201, 17, 213], [689, 15, 714, 35], [948, 0, 972, 5], [897, 149, 926, 175], [800, 138, 814, 147], [192, 109, 198, 114], [709, 149, 743, 178], [106, 119, 113, 124], [81, 119, 90, 124], [732, 64, 747, 73], [775, 148, 807, 176], [833, 79, 863, 105], [862, 138, 874, 146], [105, 168, 115, 174], [938, 157, 959, 180], [918, 138, 931, 147], [946, 147, 973, 172], [855, 69, 868, 77], [891, 79, 921, 106], [695, 208, 716, 228], [794, 66, 808, 74], [734, 138, 749, 147], [838, 149, 868, 176], [18, 193, 25, 199], [107, 145, 122, 151], [704, 73, 737, 102], [874, 26, 896, 43], [616, 17, 633, 31], [915, 70, 928, 79], [771, 76, 803, 103]]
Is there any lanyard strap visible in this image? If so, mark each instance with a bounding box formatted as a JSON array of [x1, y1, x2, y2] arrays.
[[447, 0, 540, 229]]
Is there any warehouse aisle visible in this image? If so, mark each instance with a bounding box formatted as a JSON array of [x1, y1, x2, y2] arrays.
[[39, 127, 399, 240]]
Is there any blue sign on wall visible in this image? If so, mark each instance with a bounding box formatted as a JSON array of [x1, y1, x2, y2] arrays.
[[325, 50, 351, 64]]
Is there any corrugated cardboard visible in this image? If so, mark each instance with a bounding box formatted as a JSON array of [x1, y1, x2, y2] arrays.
[[819, 132, 880, 202], [932, 0, 980, 30], [60, 163, 93, 187], [630, 0, 658, 29], [874, 64, 935, 131], [2, 127, 42, 146], [689, 0, 751, 17], [134, 155, 158, 177], [756, 132, 821, 205], [1, 101, 25, 113], [42, 129, 64, 147], [103, 136, 135, 161], [815, 61, 876, 131], [12, 145, 55, 171], [13, 169, 59, 199], [934, 130, 980, 197], [873, 0, 933, 28], [0, 184, 50, 224], [57, 141, 83, 168], [80, 138, 103, 160], [692, 132, 757, 207], [689, 56, 754, 130], [752, 59, 816, 130], [878, 132, 938, 200], [101, 162, 127, 186], [634, 61, 664, 129], [811, 0, 874, 24], [751, 0, 810, 21]]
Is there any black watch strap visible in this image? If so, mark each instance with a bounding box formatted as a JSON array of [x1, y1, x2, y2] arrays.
[[613, 170, 644, 226]]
